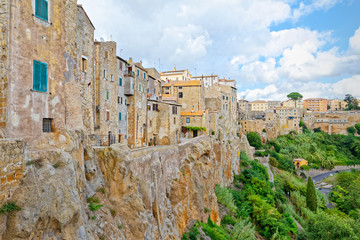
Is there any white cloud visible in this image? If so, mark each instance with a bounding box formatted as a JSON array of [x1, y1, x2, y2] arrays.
[[350, 27, 360, 53], [292, 0, 342, 20], [331, 75, 360, 97], [240, 58, 279, 83]]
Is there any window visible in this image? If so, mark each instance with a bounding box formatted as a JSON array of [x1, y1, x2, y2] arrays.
[[186, 117, 190, 123], [42, 118, 52, 132], [172, 106, 178, 115], [139, 84, 141, 91], [103, 70, 106, 79], [137, 70, 139, 76], [81, 57, 87, 72], [149, 120, 152, 127], [105, 51, 108, 59], [33, 60, 48, 92], [179, 87, 183, 90], [179, 92, 183, 98], [119, 112, 122, 121], [153, 104, 158, 111], [111, 74, 113, 82], [119, 62, 123, 70], [106, 111, 110, 121], [35, 0, 48, 21], [223, 96, 225, 100], [106, 90, 109, 100], [144, 73, 146, 79], [132, 83, 134, 90], [174, 118, 176, 124], [165, 87, 170, 90], [119, 78, 122, 86]]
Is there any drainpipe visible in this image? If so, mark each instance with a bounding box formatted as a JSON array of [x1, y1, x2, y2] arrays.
[[94, 54, 97, 130]]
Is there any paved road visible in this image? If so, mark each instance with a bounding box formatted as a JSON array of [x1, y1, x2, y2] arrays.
[[312, 168, 360, 183]]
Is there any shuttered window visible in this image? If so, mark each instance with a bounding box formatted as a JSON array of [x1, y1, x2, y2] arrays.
[[119, 78, 122, 86], [33, 60, 48, 92], [119, 112, 122, 121], [35, 0, 49, 21]]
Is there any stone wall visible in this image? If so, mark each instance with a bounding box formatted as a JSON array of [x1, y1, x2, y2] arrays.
[[0, 139, 25, 202], [0, 0, 9, 137]]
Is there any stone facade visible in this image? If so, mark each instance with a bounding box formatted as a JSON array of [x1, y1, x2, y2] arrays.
[[192, 75, 219, 88], [126, 61, 148, 148], [147, 100, 181, 145], [0, 0, 9, 137], [0, 139, 25, 202], [303, 98, 328, 112], [2, 0, 73, 147], [95, 41, 119, 145], [116, 57, 128, 143]]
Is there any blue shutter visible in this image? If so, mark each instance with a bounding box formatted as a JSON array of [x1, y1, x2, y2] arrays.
[[33, 61, 41, 91], [119, 112, 122, 121], [40, 62, 48, 92], [137, 70, 139, 76], [119, 78, 122, 86], [42, 0, 48, 21]]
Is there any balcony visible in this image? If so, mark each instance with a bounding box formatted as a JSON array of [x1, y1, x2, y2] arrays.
[[124, 70, 135, 78], [124, 76, 134, 96]]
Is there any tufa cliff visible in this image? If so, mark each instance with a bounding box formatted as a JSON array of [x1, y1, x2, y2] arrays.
[[0, 131, 252, 239]]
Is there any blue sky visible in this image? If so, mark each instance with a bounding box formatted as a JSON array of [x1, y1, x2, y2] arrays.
[[79, 0, 360, 101]]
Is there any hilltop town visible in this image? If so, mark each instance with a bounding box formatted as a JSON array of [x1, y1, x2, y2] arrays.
[[0, 1, 360, 239]]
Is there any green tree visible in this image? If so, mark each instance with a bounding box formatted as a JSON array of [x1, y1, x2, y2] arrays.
[[306, 177, 317, 212], [348, 126, 356, 135], [344, 94, 360, 110], [355, 123, 360, 135], [287, 92, 303, 100], [247, 132, 263, 150]]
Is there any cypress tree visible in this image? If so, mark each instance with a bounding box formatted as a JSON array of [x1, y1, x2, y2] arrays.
[[306, 177, 317, 212]]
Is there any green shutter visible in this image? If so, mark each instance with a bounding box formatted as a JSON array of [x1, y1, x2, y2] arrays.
[[35, 0, 42, 18], [40, 62, 48, 92], [119, 112, 122, 121], [33, 61, 41, 91], [119, 78, 122, 86], [137, 70, 139, 76], [106, 91, 109, 100], [42, 0, 48, 21]]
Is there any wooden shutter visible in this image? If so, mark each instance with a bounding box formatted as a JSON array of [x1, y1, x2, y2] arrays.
[[40, 62, 48, 92], [42, 0, 48, 21], [35, 0, 42, 18], [33, 61, 41, 91]]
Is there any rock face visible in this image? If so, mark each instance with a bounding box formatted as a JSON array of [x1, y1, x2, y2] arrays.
[[0, 132, 251, 239]]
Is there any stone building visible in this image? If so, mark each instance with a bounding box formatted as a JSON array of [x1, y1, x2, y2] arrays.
[[218, 78, 236, 88], [0, 0, 75, 146], [237, 99, 250, 120], [147, 100, 181, 145], [94, 41, 118, 145], [146, 68, 162, 100], [65, 4, 96, 133], [249, 100, 268, 111], [282, 99, 303, 108], [328, 99, 348, 111], [274, 107, 302, 134], [125, 60, 148, 148], [116, 56, 128, 143], [268, 101, 282, 109]]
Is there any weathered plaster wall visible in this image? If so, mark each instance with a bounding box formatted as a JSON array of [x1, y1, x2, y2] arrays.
[[5, 0, 67, 146], [0, 0, 9, 137]]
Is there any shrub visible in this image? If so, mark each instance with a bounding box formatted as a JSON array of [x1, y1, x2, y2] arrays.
[[300, 165, 310, 171], [313, 127, 322, 133], [355, 123, 360, 135], [269, 157, 278, 167], [247, 132, 263, 150], [211, 131, 215, 135], [347, 126, 356, 135], [0, 201, 22, 216], [215, 185, 237, 213]]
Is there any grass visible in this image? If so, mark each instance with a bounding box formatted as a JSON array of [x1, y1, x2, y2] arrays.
[[97, 187, 105, 194], [322, 175, 337, 185], [214, 185, 237, 213], [87, 196, 100, 204], [53, 161, 65, 169], [26, 159, 43, 168], [0, 201, 22, 215]]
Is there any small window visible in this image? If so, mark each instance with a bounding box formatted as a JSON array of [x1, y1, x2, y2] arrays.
[[119, 78, 122, 86], [139, 84, 141, 91], [150, 120, 152, 127], [103, 70, 106, 79], [35, 0, 49, 21], [186, 117, 190, 123], [106, 90, 109, 100], [174, 118, 176, 124], [165, 87, 170, 90], [106, 111, 110, 121], [119, 112, 122, 121], [179, 87, 183, 90], [105, 51, 108, 59], [33, 60, 48, 92], [172, 106, 178, 115], [111, 74, 113, 82], [42, 118, 52, 132], [81, 57, 87, 72], [119, 62, 122, 70], [144, 73, 146, 79], [179, 92, 183, 98], [137, 70, 139, 76]]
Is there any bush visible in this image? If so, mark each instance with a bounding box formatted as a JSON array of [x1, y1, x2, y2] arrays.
[[215, 185, 237, 213], [0, 201, 22, 216], [300, 165, 310, 171], [313, 127, 322, 133], [355, 123, 360, 135], [269, 157, 278, 167], [247, 132, 263, 150], [347, 126, 356, 135]]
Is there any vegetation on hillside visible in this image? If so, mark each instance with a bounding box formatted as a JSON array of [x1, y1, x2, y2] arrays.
[[183, 152, 360, 240], [265, 131, 360, 170]]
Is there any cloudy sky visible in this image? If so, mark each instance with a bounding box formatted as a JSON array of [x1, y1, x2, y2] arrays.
[[78, 0, 360, 101]]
